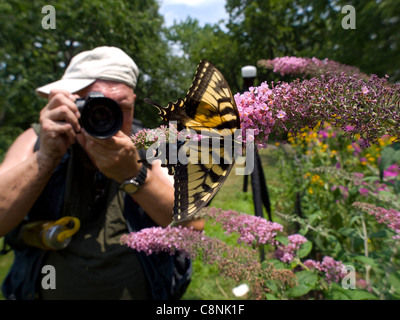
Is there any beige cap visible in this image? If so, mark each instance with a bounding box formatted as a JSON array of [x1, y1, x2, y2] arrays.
[[36, 46, 139, 96]]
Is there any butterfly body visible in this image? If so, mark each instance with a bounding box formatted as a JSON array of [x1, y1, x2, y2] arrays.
[[145, 60, 241, 223]]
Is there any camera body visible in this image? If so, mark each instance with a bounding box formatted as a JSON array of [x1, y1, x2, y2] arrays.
[[76, 92, 123, 139]]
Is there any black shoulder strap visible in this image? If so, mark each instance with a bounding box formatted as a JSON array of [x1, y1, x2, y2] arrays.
[[34, 138, 40, 152], [30, 123, 41, 152]]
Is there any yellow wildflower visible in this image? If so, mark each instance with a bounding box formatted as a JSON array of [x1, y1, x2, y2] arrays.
[[311, 175, 320, 184]]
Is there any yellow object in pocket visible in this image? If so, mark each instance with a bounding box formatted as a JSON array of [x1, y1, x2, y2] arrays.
[[20, 216, 80, 250]]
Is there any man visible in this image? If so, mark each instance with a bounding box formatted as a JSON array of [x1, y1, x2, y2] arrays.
[[0, 46, 193, 299]]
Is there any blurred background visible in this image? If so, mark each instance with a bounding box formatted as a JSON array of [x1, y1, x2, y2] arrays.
[[1, 0, 400, 300], [1, 0, 399, 160]]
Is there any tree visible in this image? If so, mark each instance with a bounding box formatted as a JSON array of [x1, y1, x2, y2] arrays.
[[224, 0, 400, 81], [166, 0, 399, 92], [313, 0, 400, 80], [165, 18, 245, 93], [0, 0, 181, 160]]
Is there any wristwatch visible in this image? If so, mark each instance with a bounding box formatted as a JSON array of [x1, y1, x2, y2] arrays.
[[120, 165, 147, 194]]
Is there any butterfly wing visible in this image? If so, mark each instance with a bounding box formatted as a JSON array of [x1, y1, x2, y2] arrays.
[[172, 136, 237, 221], [146, 60, 240, 133], [146, 60, 241, 223], [183, 60, 240, 134]]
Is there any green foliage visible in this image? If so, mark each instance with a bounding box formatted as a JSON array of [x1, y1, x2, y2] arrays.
[[0, 238, 13, 300], [1, 0, 400, 301], [225, 0, 400, 81], [165, 0, 400, 93], [165, 18, 244, 92], [325, 283, 378, 300], [379, 143, 400, 193], [285, 270, 318, 298], [2, 0, 399, 158], [274, 124, 400, 299], [0, 0, 189, 156]]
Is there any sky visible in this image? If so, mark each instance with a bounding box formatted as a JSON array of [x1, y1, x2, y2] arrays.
[[158, 0, 229, 27]]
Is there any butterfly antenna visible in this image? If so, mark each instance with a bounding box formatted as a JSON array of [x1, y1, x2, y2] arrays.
[[144, 98, 162, 108]]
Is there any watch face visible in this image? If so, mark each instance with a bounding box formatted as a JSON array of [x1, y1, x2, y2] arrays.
[[123, 181, 139, 194]]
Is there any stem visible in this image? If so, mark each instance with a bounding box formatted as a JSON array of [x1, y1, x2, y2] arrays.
[[360, 214, 371, 288], [380, 242, 399, 300], [294, 257, 310, 271], [215, 278, 229, 299]]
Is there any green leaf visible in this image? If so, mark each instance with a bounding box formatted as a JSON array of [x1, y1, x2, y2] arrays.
[[361, 176, 381, 183], [298, 227, 309, 236], [265, 279, 278, 293], [388, 273, 400, 293], [377, 190, 397, 198], [326, 283, 377, 300], [287, 271, 318, 298], [369, 229, 390, 239], [286, 284, 313, 298], [275, 235, 289, 246], [308, 213, 321, 224], [345, 289, 378, 300], [265, 293, 279, 300], [353, 255, 378, 268], [266, 259, 286, 270], [298, 240, 312, 258], [326, 283, 352, 300], [297, 270, 319, 287], [339, 227, 359, 237]]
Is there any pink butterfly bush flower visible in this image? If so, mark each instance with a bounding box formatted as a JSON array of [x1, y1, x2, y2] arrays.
[[121, 208, 347, 292], [130, 125, 178, 150], [207, 209, 284, 246], [120, 225, 208, 259], [235, 73, 400, 149], [258, 56, 364, 78], [383, 164, 400, 185], [304, 256, 346, 284], [353, 202, 400, 240], [274, 234, 307, 263]]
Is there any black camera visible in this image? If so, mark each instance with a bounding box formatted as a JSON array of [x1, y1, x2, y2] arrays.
[[76, 92, 123, 139]]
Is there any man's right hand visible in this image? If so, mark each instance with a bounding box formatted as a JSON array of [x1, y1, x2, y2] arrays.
[[38, 90, 81, 162]]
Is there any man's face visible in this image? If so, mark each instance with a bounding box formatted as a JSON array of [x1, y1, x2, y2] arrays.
[[77, 79, 136, 137]]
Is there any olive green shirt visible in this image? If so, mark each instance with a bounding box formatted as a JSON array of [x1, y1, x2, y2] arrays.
[[38, 142, 150, 300]]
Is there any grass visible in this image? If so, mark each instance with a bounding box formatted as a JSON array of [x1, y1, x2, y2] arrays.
[[0, 238, 14, 300], [182, 146, 283, 300], [0, 147, 281, 300]]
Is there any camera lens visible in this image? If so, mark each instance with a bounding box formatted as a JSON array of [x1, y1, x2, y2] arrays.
[[88, 104, 113, 132], [80, 97, 123, 139]]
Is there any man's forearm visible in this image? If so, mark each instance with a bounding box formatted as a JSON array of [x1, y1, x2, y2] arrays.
[[131, 167, 174, 227], [0, 151, 57, 236]]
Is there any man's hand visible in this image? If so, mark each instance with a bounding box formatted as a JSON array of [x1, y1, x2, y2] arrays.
[[39, 90, 81, 162], [82, 129, 142, 183]]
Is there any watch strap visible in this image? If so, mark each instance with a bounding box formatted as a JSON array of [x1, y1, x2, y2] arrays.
[[134, 164, 147, 185], [120, 164, 147, 194]]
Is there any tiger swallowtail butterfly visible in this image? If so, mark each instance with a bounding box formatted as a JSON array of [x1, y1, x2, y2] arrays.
[[144, 60, 241, 223]]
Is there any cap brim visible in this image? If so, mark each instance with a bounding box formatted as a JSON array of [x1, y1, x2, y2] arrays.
[[36, 79, 96, 97]]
